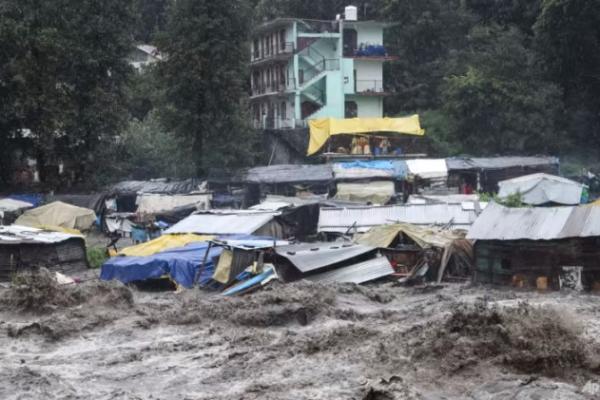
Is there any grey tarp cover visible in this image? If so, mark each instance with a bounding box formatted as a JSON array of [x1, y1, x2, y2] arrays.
[[497, 173, 585, 205]]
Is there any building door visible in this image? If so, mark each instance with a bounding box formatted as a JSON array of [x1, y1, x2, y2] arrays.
[[343, 29, 357, 56]]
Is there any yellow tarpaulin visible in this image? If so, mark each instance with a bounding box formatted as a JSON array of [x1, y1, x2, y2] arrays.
[[118, 234, 213, 257], [307, 115, 425, 155]]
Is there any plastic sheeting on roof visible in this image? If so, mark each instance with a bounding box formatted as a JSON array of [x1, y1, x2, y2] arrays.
[[15, 201, 96, 231], [334, 181, 395, 205], [307, 115, 425, 155], [406, 159, 448, 179], [244, 164, 333, 184], [466, 202, 600, 241], [0, 198, 33, 212], [0, 225, 83, 244], [275, 242, 375, 273], [135, 193, 212, 214], [101, 241, 222, 288], [497, 173, 586, 205], [332, 160, 408, 180], [319, 203, 478, 233], [249, 194, 325, 211], [446, 156, 559, 171], [118, 234, 214, 257], [164, 211, 280, 235]]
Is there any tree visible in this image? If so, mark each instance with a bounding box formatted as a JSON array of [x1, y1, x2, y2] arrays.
[[158, 0, 259, 176], [534, 0, 600, 152], [133, 0, 171, 43], [441, 26, 564, 154], [0, 0, 134, 188]]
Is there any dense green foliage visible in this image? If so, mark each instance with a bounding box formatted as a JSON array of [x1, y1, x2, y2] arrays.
[[0, 0, 134, 187]]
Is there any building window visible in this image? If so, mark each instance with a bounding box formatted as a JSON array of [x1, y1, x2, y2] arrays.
[[345, 101, 358, 118], [253, 39, 259, 59], [281, 102, 286, 119]]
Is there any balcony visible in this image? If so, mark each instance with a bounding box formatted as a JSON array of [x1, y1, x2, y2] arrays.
[[251, 42, 295, 65], [344, 43, 398, 61], [355, 80, 388, 95], [252, 117, 306, 130], [251, 82, 291, 98]]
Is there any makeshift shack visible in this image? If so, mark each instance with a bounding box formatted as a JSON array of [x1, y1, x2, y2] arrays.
[[273, 242, 394, 284], [446, 156, 559, 194], [0, 225, 87, 281], [0, 198, 33, 225], [497, 173, 587, 205], [467, 202, 600, 290], [318, 203, 479, 236], [15, 201, 96, 231], [165, 210, 286, 238], [356, 223, 473, 283]]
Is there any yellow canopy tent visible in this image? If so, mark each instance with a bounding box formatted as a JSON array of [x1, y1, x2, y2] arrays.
[[307, 115, 425, 156]]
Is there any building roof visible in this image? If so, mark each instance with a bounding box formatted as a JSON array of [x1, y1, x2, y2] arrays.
[[244, 164, 334, 184], [305, 255, 394, 284], [466, 202, 600, 241], [0, 198, 33, 213], [164, 210, 280, 235], [446, 156, 559, 171], [135, 44, 162, 60], [109, 179, 200, 195], [0, 225, 83, 245], [318, 203, 479, 233], [406, 159, 448, 179], [497, 173, 586, 206], [274, 242, 375, 273]]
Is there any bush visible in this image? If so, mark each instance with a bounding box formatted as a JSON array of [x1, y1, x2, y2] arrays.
[[87, 247, 108, 269]]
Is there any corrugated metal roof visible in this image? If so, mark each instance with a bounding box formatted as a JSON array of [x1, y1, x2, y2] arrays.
[[446, 156, 559, 171], [0, 225, 83, 245], [249, 195, 325, 211], [109, 179, 200, 194], [275, 242, 375, 272], [466, 202, 600, 241], [306, 256, 394, 284], [318, 204, 478, 233], [164, 211, 279, 235], [245, 164, 333, 184]]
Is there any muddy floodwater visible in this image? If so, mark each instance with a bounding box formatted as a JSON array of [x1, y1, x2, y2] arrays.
[[1, 274, 600, 399]]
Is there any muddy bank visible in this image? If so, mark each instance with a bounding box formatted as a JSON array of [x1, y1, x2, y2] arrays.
[[0, 277, 599, 399]]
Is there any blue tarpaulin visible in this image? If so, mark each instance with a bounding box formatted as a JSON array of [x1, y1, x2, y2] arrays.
[[100, 235, 279, 288], [8, 194, 44, 207], [335, 160, 408, 178]]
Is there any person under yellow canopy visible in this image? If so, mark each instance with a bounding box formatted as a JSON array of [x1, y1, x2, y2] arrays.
[[307, 115, 425, 156]]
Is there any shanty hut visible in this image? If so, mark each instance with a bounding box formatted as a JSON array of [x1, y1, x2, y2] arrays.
[[15, 201, 96, 231], [497, 173, 587, 205], [446, 156, 559, 193], [0, 225, 87, 281], [165, 210, 286, 238], [467, 202, 600, 290]]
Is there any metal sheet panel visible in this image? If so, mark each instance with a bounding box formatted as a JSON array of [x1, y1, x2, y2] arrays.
[[245, 164, 333, 184], [318, 204, 478, 233], [306, 256, 394, 284], [446, 156, 559, 171], [406, 159, 448, 179], [275, 242, 375, 272], [165, 211, 279, 235], [466, 202, 600, 241]]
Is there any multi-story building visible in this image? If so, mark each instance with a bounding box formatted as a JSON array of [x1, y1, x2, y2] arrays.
[[250, 7, 396, 129]]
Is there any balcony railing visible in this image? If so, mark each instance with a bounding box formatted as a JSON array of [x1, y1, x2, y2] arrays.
[[252, 42, 295, 63], [355, 80, 385, 94], [252, 117, 306, 130], [251, 82, 290, 96]]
